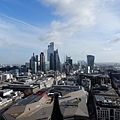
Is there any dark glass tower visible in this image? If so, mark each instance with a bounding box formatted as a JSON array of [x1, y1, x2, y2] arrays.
[[50, 53, 54, 70], [87, 55, 95, 73], [40, 52, 45, 72], [54, 49, 60, 71]]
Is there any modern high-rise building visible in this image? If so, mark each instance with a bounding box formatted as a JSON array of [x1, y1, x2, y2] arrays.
[[47, 42, 54, 61], [87, 55, 95, 74], [66, 56, 72, 65], [47, 42, 54, 70], [36, 55, 40, 71], [40, 52, 45, 72], [30, 53, 37, 74], [54, 49, 60, 71], [50, 53, 54, 70], [47, 42, 61, 71]]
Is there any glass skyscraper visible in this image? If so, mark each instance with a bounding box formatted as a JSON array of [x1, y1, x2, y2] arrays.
[[87, 55, 95, 73], [54, 49, 60, 71], [47, 42, 54, 61]]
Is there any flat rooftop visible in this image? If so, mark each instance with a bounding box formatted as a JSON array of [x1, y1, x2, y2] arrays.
[[81, 74, 109, 78], [94, 95, 120, 108], [92, 84, 117, 96]]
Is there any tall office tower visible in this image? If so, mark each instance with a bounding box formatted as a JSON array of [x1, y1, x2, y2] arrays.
[[63, 56, 73, 74], [40, 52, 45, 72], [30, 53, 37, 74], [66, 56, 72, 65], [87, 55, 95, 74], [47, 42, 55, 70], [47, 42, 54, 61], [50, 53, 54, 70], [36, 55, 40, 71], [54, 49, 60, 71]]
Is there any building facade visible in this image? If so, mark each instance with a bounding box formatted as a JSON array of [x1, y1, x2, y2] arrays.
[[94, 95, 120, 120], [87, 55, 95, 74], [54, 49, 60, 71], [40, 52, 45, 72], [47, 42, 54, 61]]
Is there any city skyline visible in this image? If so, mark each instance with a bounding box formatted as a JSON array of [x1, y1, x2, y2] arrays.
[[0, 0, 120, 64]]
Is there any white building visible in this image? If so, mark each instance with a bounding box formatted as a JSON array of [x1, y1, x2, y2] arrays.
[[2, 73, 13, 81], [0, 89, 13, 97]]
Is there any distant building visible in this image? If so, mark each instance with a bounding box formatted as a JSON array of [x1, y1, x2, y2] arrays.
[[47, 42, 55, 70], [80, 74, 111, 87], [112, 77, 120, 89], [50, 53, 54, 70], [30, 53, 37, 74], [63, 56, 73, 74], [10, 69, 19, 77], [2, 73, 13, 81], [36, 55, 40, 71], [81, 78, 91, 91], [0, 89, 13, 97], [54, 49, 60, 71], [25, 62, 30, 69], [47, 42, 54, 61], [45, 61, 50, 71], [66, 55, 72, 65], [40, 52, 45, 72], [87, 55, 95, 74], [47, 42, 61, 71]]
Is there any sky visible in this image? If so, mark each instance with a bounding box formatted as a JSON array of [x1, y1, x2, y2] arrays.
[[0, 0, 120, 64]]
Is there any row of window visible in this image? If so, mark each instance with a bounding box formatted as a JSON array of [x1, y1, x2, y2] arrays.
[[115, 111, 120, 119], [97, 109, 120, 120], [97, 110, 109, 118]]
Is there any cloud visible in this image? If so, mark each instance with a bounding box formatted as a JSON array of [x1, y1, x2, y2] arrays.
[[0, 38, 8, 47], [39, 0, 116, 44], [102, 48, 112, 51], [39, 0, 98, 43], [0, 14, 49, 64], [0, 14, 44, 49], [108, 33, 120, 44], [109, 38, 120, 44]]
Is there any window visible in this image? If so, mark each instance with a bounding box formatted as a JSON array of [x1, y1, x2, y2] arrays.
[[110, 109, 114, 116]]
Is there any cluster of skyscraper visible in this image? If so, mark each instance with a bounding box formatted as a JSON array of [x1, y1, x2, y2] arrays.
[[63, 56, 73, 74], [47, 42, 61, 71], [29, 41, 95, 74], [30, 52, 45, 73], [29, 42, 60, 73]]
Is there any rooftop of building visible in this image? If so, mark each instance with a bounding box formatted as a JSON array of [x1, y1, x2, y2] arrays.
[[3, 86, 89, 120], [113, 77, 120, 83], [94, 95, 120, 108], [0, 89, 13, 93], [81, 74, 109, 78], [27, 88, 89, 120], [92, 84, 117, 96]]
